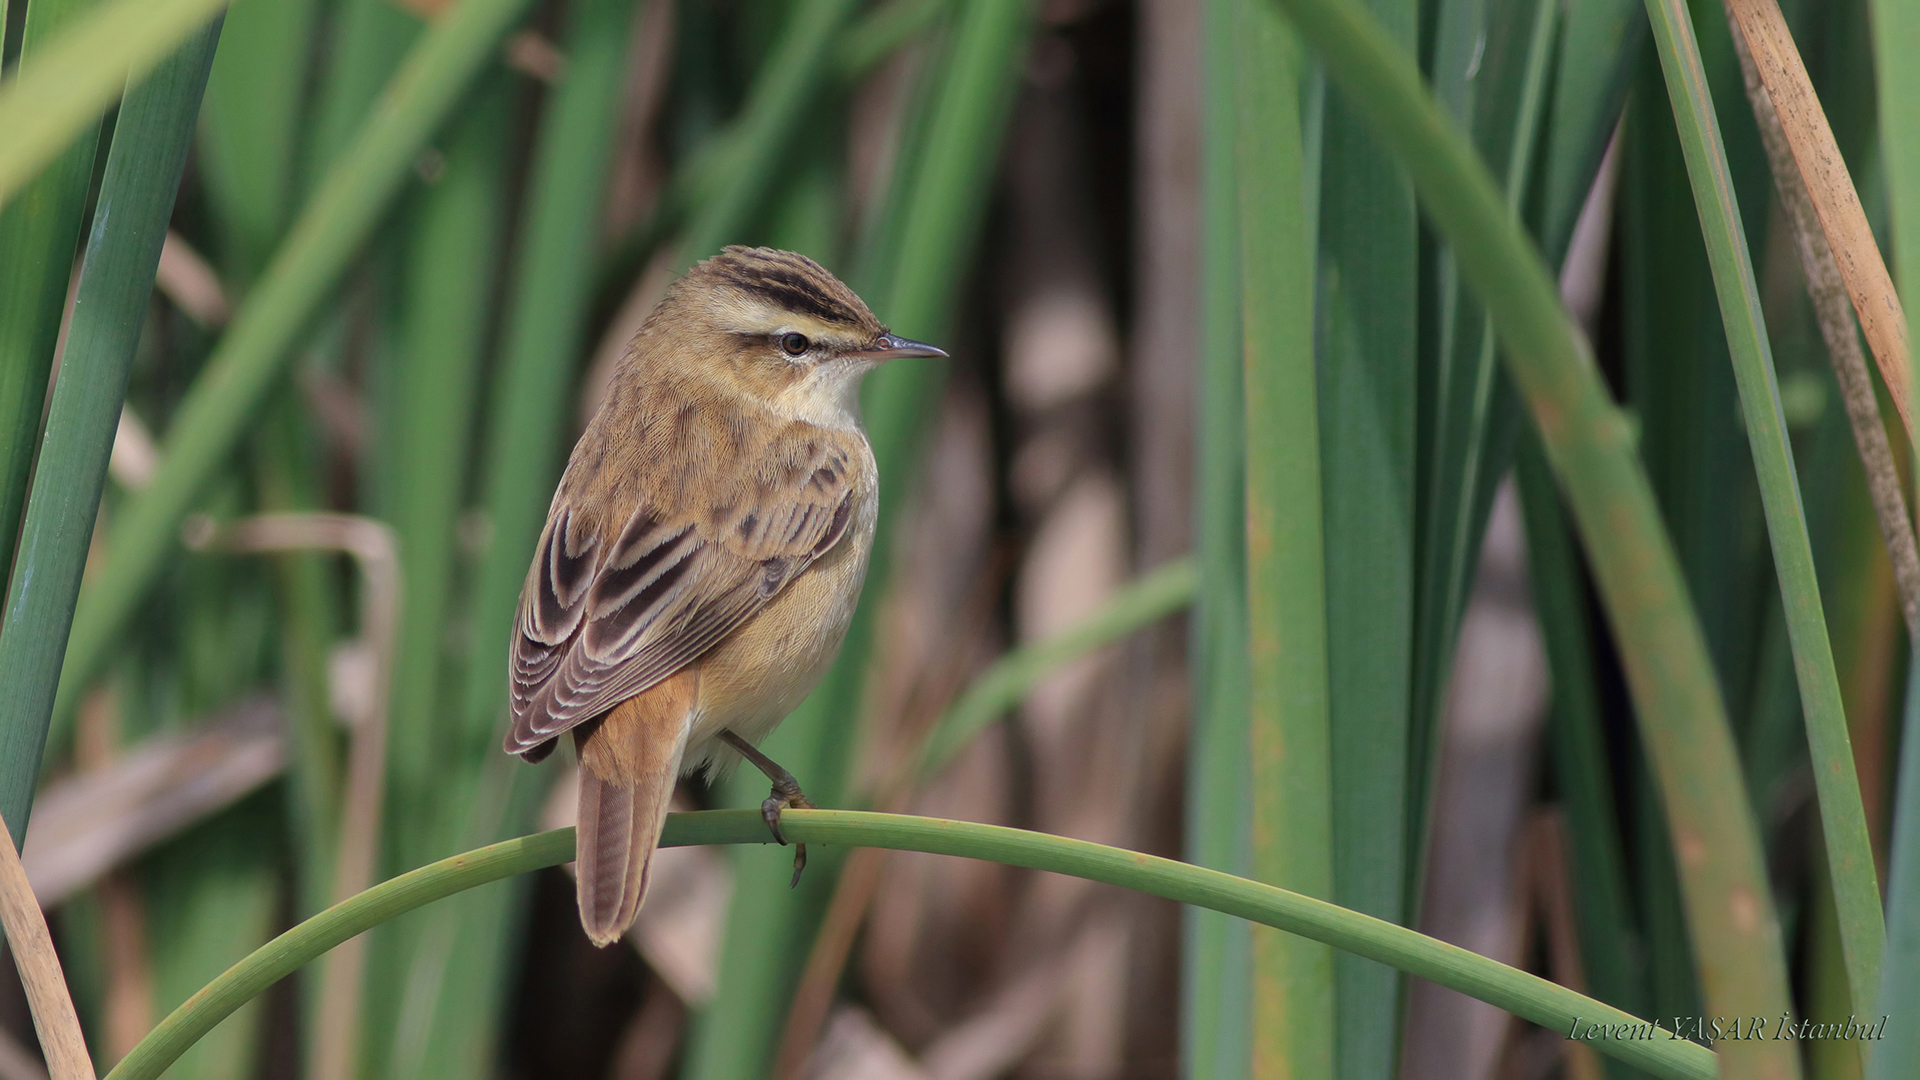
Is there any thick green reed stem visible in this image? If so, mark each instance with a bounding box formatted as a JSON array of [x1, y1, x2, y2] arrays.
[[105, 812, 1719, 1080]]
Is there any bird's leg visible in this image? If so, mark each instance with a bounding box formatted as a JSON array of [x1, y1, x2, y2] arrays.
[[720, 730, 814, 887]]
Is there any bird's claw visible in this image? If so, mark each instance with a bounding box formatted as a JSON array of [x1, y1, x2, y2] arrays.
[[761, 795, 790, 845], [761, 784, 813, 888]]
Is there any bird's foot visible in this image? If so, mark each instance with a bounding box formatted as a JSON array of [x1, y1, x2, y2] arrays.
[[721, 730, 815, 888], [762, 784, 815, 888]]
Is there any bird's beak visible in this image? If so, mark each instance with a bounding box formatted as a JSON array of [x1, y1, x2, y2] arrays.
[[850, 333, 948, 363]]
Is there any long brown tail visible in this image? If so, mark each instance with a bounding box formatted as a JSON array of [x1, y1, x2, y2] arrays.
[[571, 676, 695, 947], [573, 767, 675, 946]]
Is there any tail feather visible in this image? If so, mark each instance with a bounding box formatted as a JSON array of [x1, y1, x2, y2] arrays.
[[574, 768, 673, 946], [570, 676, 696, 947]]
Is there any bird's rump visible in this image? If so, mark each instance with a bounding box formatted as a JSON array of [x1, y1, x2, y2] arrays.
[[504, 425, 861, 756]]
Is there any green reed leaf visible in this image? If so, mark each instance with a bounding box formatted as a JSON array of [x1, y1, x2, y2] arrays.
[[1187, 2, 1254, 1075], [1642, 0, 1883, 1027], [49, 0, 536, 738], [0, 0, 226, 206], [0, 18, 222, 840], [1235, 1, 1336, 1074], [0, 0, 107, 634], [1259, 0, 1800, 1071]]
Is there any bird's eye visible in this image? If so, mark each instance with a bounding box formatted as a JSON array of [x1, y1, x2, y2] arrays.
[[780, 332, 811, 357]]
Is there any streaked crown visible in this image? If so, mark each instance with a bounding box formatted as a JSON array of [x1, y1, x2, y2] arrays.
[[675, 246, 883, 344]]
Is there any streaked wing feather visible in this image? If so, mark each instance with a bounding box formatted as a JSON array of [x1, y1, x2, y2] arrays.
[[522, 585, 759, 730], [505, 440, 857, 754]]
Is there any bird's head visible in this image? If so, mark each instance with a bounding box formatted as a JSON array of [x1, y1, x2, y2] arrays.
[[643, 246, 945, 429]]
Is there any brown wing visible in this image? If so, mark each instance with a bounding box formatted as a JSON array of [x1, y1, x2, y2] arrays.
[[504, 439, 859, 756]]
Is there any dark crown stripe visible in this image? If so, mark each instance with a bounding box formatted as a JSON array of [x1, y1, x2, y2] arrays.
[[706, 247, 875, 328], [726, 274, 866, 326]]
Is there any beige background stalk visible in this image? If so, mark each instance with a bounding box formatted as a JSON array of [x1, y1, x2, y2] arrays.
[[1725, 0, 1914, 443], [0, 822, 93, 1079], [1724, 1, 1920, 641], [184, 513, 399, 1080]]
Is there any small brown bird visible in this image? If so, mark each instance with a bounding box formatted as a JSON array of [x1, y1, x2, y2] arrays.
[[504, 247, 944, 946]]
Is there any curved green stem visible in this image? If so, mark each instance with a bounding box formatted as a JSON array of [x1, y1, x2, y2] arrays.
[[107, 811, 1718, 1080], [1263, 0, 1798, 1070], [912, 558, 1195, 782]]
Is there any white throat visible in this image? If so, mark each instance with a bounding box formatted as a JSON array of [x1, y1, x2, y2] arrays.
[[768, 361, 871, 431]]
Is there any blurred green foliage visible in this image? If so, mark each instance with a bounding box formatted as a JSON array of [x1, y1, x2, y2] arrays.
[[0, 0, 1916, 1077]]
